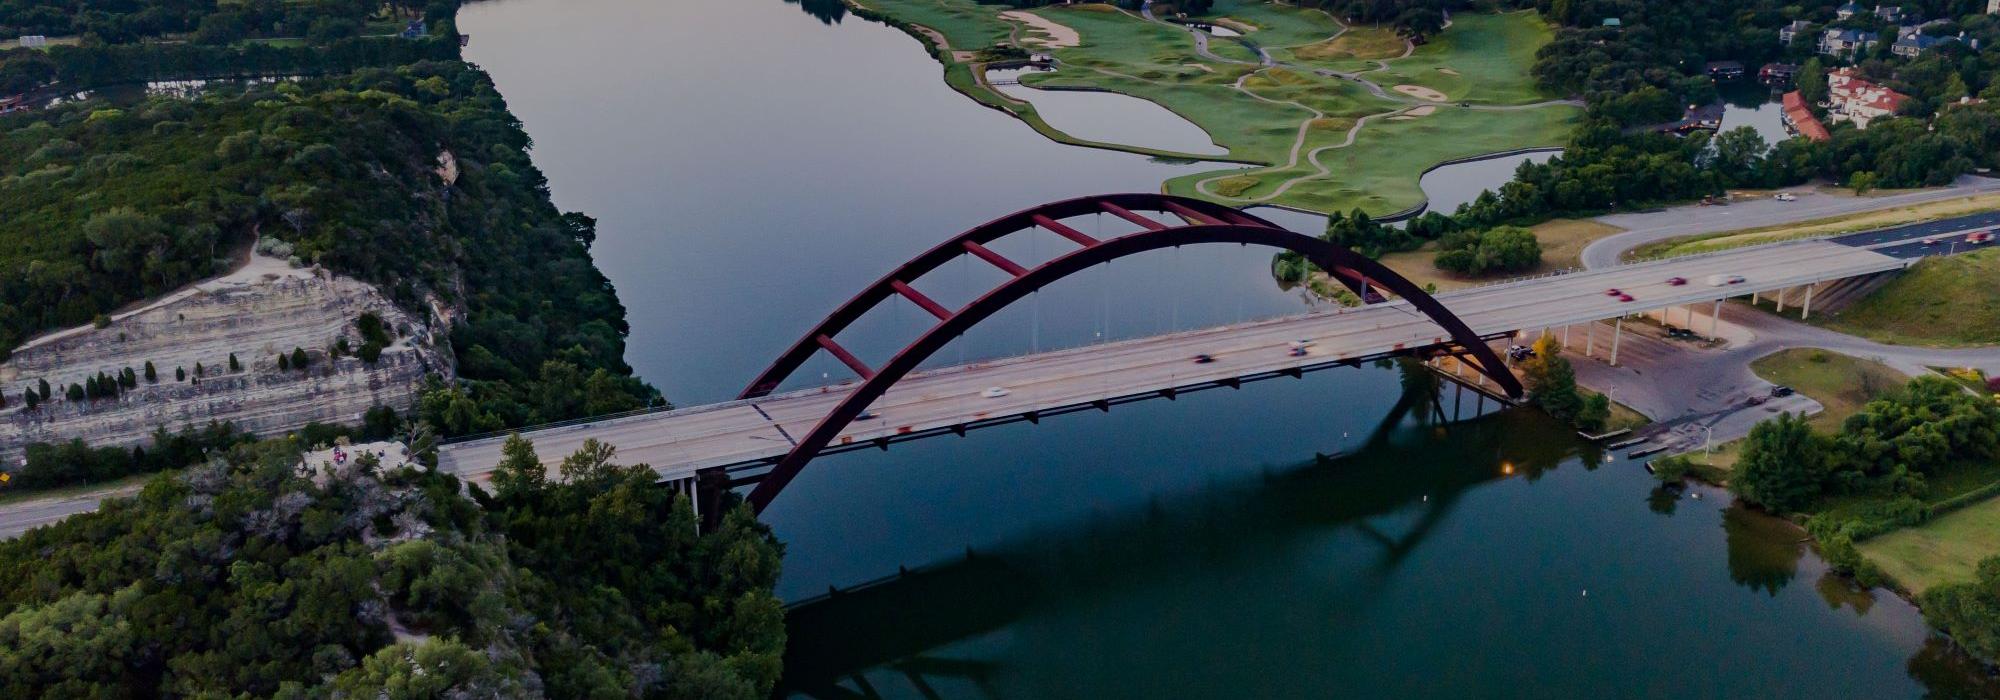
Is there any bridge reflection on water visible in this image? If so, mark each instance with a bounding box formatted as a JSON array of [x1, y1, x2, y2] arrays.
[[778, 374, 1590, 697]]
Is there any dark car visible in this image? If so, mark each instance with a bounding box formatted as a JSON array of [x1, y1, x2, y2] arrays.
[[1667, 276, 1688, 286], [1771, 386, 1795, 397], [1193, 354, 1215, 364]]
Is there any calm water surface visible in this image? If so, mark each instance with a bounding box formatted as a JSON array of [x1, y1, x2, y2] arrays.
[[459, 0, 1989, 695], [986, 66, 1229, 157]]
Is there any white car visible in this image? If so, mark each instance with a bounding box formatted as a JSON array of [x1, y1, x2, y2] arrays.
[[1706, 274, 1745, 286], [980, 387, 1010, 399], [1774, 193, 1797, 202]]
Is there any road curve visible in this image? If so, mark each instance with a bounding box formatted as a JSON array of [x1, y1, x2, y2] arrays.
[[1579, 176, 2000, 269]]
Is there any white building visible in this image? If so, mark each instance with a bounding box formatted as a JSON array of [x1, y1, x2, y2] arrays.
[[1825, 68, 1911, 129]]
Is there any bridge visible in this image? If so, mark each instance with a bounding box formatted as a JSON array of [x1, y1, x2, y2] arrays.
[[436, 193, 1912, 520]]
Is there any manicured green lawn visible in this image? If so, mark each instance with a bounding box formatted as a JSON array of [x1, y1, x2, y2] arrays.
[[1860, 491, 2000, 593], [860, 0, 1576, 215], [1748, 348, 1910, 432], [1368, 11, 1556, 105], [861, 0, 1016, 50], [1207, 0, 1344, 49], [1816, 248, 2000, 347]]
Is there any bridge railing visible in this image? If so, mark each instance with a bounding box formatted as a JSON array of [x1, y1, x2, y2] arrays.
[[441, 232, 1905, 449]]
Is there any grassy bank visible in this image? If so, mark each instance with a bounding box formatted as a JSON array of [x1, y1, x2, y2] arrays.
[[1370, 218, 1624, 291], [1815, 248, 2000, 347], [1748, 348, 1910, 432], [1861, 494, 2000, 593]]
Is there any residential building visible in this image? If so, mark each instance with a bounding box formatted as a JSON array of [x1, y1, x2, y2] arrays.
[[18, 35, 45, 48], [1782, 91, 1831, 141], [1874, 5, 1906, 23], [1837, 2, 1864, 19], [1780, 20, 1812, 45], [1759, 63, 1800, 86], [1892, 32, 1965, 58], [1820, 28, 1879, 56], [1825, 68, 1910, 128]]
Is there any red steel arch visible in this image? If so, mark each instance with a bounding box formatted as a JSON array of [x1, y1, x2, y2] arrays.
[[740, 195, 1521, 513]]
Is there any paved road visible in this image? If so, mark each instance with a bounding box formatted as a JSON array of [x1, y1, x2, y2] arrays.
[[1579, 176, 2000, 269], [0, 235, 1924, 537], [433, 239, 1901, 485]]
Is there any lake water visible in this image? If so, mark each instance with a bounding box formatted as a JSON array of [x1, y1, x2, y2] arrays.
[[1719, 83, 1792, 148], [985, 66, 1229, 156], [457, 0, 1992, 695]]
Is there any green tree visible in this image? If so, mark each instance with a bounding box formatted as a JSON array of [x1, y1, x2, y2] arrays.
[[23, 390, 37, 410], [1920, 556, 2000, 663], [66, 383, 84, 402], [1798, 58, 1828, 107], [143, 361, 157, 383], [490, 434, 545, 500], [1736, 412, 1829, 512], [278, 353, 290, 371], [176, 367, 186, 382], [227, 353, 240, 372], [291, 347, 309, 370], [36, 378, 49, 401]]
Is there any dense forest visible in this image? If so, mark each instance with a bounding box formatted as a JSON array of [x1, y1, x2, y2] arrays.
[[0, 435, 784, 697], [0, 61, 656, 432], [0, 0, 442, 44]]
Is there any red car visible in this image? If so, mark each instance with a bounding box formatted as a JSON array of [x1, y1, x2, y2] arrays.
[[1666, 276, 1688, 286], [1618, 293, 1635, 302], [1969, 231, 1994, 245], [1605, 288, 1623, 297]]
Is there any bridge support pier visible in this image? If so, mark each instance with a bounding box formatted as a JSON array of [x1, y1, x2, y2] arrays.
[[1710, 299, 1722, 337], [695, 469, 730, 530], [1562, 324, 1571, 347], [1801, 283, 1815, 320], [1609, 317, 1623, 366], [1584, 321, 1595, 357], [1775, 287, 1787, 314]]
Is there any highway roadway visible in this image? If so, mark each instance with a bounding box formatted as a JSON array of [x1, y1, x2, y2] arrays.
[[433, 238, 1906, 489], [1580, 175, 2000, 269]]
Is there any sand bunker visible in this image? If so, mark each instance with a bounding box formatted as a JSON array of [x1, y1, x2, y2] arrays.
[[1213, 18, 1257, 34], [1394, 84, 1449, 101], [1405, 105, 1437, 117], [1183, 63, 1216, 73], [1438, 67, 1461, 76], [1002, 10, 1081, 48]]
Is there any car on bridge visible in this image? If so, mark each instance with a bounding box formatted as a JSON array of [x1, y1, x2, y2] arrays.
[[1706, 274, 1745, 286], [980, 387, 1010, 399], [1969, 231, 1994, 245], [1193, 353, 1216, 364], [1617, 293, 1635, 302], [1666, 276, 1688, 286], [1605, 288, 1623, 297]]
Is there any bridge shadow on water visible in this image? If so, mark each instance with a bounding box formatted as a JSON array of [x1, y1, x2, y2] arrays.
[[777, 383, 1600, 698]]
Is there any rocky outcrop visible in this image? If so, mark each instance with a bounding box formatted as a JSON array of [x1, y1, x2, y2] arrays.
[[0, 254, 449, 463]]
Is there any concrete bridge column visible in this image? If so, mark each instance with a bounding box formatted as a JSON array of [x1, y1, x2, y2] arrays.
[[1584, 321, 1595, 357], [1710, 299, 1722, 337], [1751, 290, 1759, 305], [1775, 286, 1787, 314], [1610, 317, 1624, 366], [1801, 283, 1816, 320], [1563, 324, 1571, 347]]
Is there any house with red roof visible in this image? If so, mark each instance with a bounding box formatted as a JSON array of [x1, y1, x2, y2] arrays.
[[1825, 68, 1910, 128], [1781, 91, 1831, 142]]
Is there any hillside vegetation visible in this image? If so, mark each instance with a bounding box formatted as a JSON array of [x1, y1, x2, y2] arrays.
[[0, 435, 784, 697], [0, 61, 655, 432]]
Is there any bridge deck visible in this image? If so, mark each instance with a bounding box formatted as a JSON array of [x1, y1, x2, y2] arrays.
[[437, 239, 1904, 484]]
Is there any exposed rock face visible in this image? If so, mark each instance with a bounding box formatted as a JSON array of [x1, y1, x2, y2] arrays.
[[0, 253, 450, 463]]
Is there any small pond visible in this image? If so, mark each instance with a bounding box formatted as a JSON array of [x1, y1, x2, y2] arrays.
[[986, 66, 1230, 157]]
